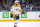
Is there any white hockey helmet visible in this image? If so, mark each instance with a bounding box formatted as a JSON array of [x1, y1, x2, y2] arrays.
[[15, 1, 19, 3]]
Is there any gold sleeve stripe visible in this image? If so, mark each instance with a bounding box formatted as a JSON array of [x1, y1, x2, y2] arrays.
[[19, 9, 23, 13], [10, 12, 13, 15]]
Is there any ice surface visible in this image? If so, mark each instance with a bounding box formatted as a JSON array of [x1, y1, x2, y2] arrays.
[[0, 22, 40, 27]]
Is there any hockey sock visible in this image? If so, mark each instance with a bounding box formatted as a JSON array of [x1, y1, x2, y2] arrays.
[[14, 20, 19, 26]]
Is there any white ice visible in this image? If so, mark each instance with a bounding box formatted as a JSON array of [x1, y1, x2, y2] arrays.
[[0, 22, 40, 27]]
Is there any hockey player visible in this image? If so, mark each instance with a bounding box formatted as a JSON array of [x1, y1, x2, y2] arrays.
[[10, 1, 25, 27]]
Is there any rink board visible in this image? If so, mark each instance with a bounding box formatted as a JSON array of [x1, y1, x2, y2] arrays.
[[0, 11, 40, 22]]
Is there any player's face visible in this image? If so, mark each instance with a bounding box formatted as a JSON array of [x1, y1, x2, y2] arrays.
[[15, 3, 18, 4], [15, 2, 19, 6]]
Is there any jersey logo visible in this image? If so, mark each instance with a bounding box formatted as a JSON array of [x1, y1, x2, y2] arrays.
[[16, 9, 19, 11]]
